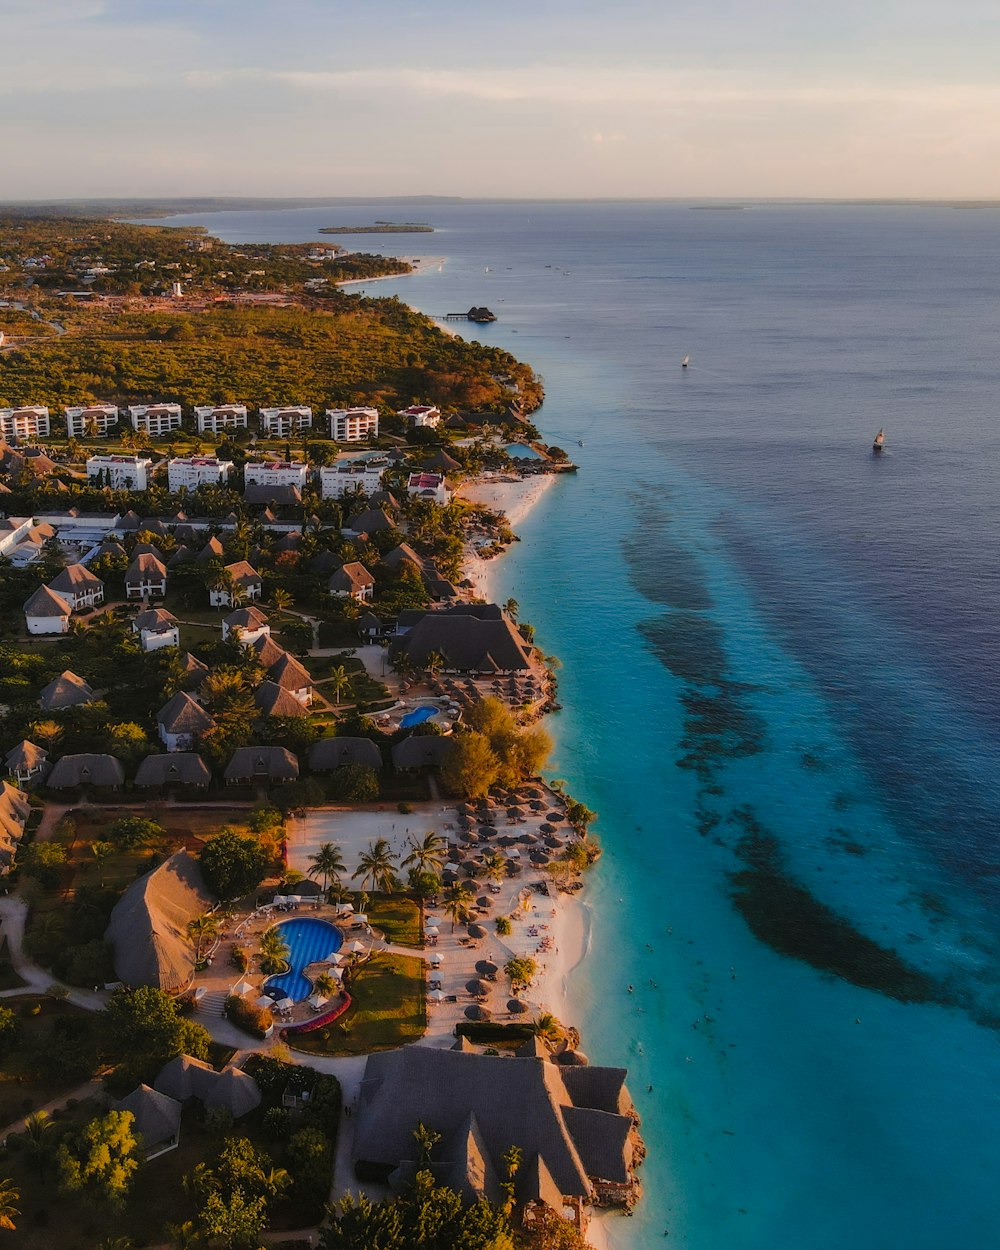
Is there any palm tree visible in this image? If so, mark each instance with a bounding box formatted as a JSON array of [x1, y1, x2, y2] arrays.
[[503, 597, 520, 621], [423, 650, 446, 679], [313, 971, 339, 998], [270, 588, 293, 613], [90, 841, 114, 888], [259, 924, 290, 974], [530, 1012, 563, 1050], [262, 1166, 292, 1201], [307, 842, 345, 895], [402, 830, 447, 877], [442, 885, 471, 933], [187, 913, 219, 963], [0, 1177, 18, 1231], [352, 838, 397, 894], [482, 849, 506, 887], [29, 719, 62, 750], [328, 665, 352, 706], [23, 1110, 54, 1179]]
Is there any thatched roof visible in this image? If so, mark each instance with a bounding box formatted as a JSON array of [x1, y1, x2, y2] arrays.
[[308, 736, 382, 772], [224, 560, 261, 589], [154, 1055, 261, 1117], [223, 606, 268, 632], [250, 633, 286, 667], [355, 1047, 637, 1199], [125, 552, 167, 583], [4, 740, 47, 773], [243, 483, 302, 507], [113, 1085, 181, 1154], [133, 608, 177, 633], [254, 681, 308, 718], [0, 782, 29, 849], [47, 753, 125, 789], [381, 542, 423, 573], [178, 652, 210, 688], [157, 692, 214, 735], [23, 585, 71, 619], [328, 562, 375, 595], [392, 607, 532, 673], [48, 563, 103, 595], [105, 850, 212, 989], [134, 753, 211, 788], [224, 746, 299, 782], [38, 671, 95, 710], [268, 652, 312, 692], [391, 735, 453, 772], [346, 507, 395, 534]]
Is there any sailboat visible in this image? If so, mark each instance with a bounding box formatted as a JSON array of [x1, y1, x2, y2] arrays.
[[681, 355, 690, 368], [872, 428, 885, 453]]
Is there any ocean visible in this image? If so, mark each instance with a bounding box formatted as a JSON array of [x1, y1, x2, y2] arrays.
[[139, 201, 1000, 1248]]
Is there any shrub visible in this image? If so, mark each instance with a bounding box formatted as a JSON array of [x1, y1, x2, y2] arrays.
[[204, 1105, 234, 1137], [229, 945, 249, 972], [263, 1106, 291, 1141], [224, 995, 272, 1040], [495, 916, 512, 937], [327, 763, 379, 802], [454, 1021, 534, 1044]]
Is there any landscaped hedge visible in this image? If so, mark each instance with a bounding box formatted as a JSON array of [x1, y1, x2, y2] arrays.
[[454, 1021, 535, 1044], [224, 994, 272, 1039]]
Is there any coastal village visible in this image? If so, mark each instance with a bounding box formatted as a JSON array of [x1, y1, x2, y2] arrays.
[[0, 216, 639, 1248]]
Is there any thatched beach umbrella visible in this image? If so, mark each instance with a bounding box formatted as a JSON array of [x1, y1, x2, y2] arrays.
[[544, 835, 565, 849], [507, 806, 524, 820], [530, 851, 550, 866], [539, 823, 556, 835], [468, 923, 488, 940], [557, 1049, 590, 1066], [476, 959, 498, 978], [519, 833, 538, 845], [464, 1004, 492, 1021], [460, 830, 479, 843], [546, 811, 563, 822], [507, 998, 529, 1014], [466, 978, 492, 997], [475, 896, 493, 910], [529, 799, 546, 812]]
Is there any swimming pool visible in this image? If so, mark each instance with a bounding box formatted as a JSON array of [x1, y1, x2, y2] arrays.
[[264, 917, 343, 1002], [400, 705, 438, 729], [504, 443, 543, 459]]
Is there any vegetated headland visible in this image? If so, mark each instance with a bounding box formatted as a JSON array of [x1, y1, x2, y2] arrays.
[[319, 222, 435, 234]]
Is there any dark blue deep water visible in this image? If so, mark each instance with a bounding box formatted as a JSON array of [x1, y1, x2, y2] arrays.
[[141, 201, 1000, 1248]]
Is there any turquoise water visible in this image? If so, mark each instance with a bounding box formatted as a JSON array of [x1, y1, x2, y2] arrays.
[[265, 917, 343, 1002], [139, 203, 1000, 1249], [504, 443, 543, 459], [400, 706, 437, 729]]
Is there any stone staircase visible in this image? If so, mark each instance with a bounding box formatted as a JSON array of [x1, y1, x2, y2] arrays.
[[198, 989, 229, 1017]]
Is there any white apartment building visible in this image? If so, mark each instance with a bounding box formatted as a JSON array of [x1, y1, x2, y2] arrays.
[[327, 407, 379, 442], [243, 460, 309, 490], [167, 456, 234, 492], [0, 406, 50, 442], [320, 457, 389, 500], [65, 404, 120, 438], [259, 406, 313, 438], [398, 404, 441, 429], [194, 404, 248, 435], [129, 403, 183, 436], [407, 471, 451, 505], [86, 454, 153, 492]]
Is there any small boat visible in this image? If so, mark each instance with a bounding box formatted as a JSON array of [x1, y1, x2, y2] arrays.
[[681, 355, 690, 368], [578, 440, 585, 447], [873, 428, 885, 453]]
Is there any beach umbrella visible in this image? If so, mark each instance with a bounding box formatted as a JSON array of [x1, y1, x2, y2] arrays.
[[255, 995, 274, 1009], [529, 799, 546, 811], [466, 978, 492, 997], [475, 896, 493, 910], [506, 862, 523, 876], [349, 940, 367, 954], [539, 823, 556, 834], [429, 989, 445, 1003], [498, 835, 518, 847], [546, 812, 563, 822], [457, 816, 472, 829], [477, 824, 494, 837], [340, 902, 355, 913], [507, 998, 529, 1014], [507, 847, 522, 859], [309, 994, 329, 1010], [530, 851, 550, 865], [519, 833, 538, 845], [460, 830, 479, 843], [468, 923, 488, 940], [507, 806, 524, 819], [476, 959, 498, 978], [276, 997, 295, 1011], [464, 1004, 492, 1021], [426, 925, 440, 937], [457, 803, 472, 816], [544, 836, 565, 849], [230, 979, 254, 997], [429, 952, 444, 966]]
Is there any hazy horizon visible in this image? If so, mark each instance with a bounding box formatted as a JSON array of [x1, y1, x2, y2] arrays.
[[4, 0, 1000, 200]]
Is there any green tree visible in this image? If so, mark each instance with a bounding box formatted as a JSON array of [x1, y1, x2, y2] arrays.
[[0, 1006, 19, 1053], [0, 1177, 18, 1231], [504, 956, 537, 992], [442, 885, 471, 933], [57, 1110, 141, 1212], [103, 986, 210, 1083], [327, 762, 379, 801], [328, 664, 351, 705], [307, 842, 346, 894], [104, 721, 152, 766], [352, 837, 397, 894], [402, 830, 446, 877], [20, 841, 66, 888], [106, 815, 164, 851], [200, 829, 268, 901], [22, 1110, 55, 1180], [319, 1169, 514, 1250], [187, 912, 219, 963], [90, 840, 114, 888], [441, 730, 500, 799], [258, 924, 290, 975]]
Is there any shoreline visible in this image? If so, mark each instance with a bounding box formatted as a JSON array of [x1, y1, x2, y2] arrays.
[[335, 254, 446, 286], [458, 473, 557, 600]]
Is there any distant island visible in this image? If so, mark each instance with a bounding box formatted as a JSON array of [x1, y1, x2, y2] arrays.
[[319, 221, 435, 234]]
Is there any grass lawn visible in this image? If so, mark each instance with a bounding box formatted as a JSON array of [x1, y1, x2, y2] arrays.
[[291, 952, 426, 1057], [0, 937, 27, 992], [0, 996, 100, 1127], [365, 896, 423, 948], [318, 618, 363, 648]]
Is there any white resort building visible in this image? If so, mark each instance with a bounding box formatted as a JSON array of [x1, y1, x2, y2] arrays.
[[0, 406, 50, 442], [168, 456, 234, 492], [129, 403, 183, 436], [398, 404, 441, 429], [194, 405, 248, 435], [320, 456, 388, 499], [259, 406, 312, 437], [86, 454, 153, 491], [407, 471, 451, 505], [243, 460, 309, 490], [65, 404, 120, 438], [327, 407, 379, 442]]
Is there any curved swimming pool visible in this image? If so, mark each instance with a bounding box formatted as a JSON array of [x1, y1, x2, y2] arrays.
[[400, 705, 438, 729], [264, 917, 343, 1002]]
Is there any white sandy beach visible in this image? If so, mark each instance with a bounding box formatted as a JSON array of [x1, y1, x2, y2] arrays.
[[458, 473, 557, 601], [335, 255, 446, 286]]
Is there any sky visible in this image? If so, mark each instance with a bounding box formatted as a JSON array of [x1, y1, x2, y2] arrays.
[[3, 0, 1000, 199]]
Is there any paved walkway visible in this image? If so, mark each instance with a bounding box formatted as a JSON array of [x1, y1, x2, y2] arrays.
[[0, 1078, 103, 1140], [0, 897, 108, 1011]]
